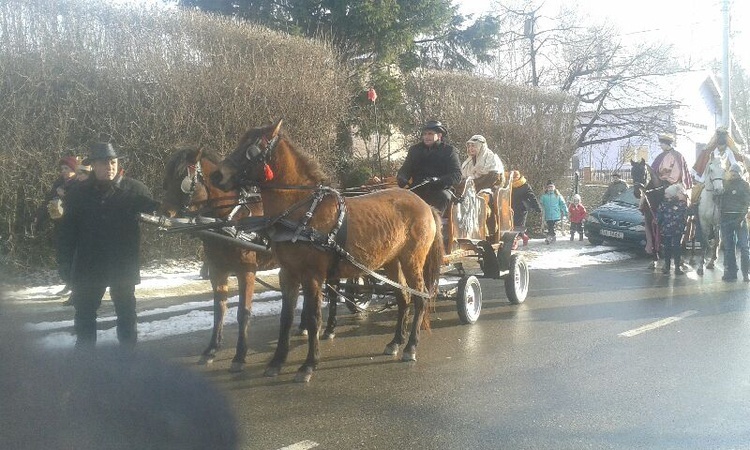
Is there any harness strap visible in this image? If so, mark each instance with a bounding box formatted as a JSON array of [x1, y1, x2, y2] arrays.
[[258, 187, 431, 300]]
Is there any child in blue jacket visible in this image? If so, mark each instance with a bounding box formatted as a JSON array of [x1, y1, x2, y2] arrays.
[[540, 180, 568, 244]]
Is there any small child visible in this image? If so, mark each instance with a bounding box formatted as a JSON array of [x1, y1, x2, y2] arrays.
[[656, 183, 689, 275], [540, 180, 568, 244], [568, 194, 587, 241]]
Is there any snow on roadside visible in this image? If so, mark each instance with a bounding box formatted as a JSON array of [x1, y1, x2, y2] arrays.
[[10, 240, 638, 349]]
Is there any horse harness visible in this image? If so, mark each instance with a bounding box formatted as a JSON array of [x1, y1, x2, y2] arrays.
[[180, 158, 261, 220], [228, 133, 433, 299]]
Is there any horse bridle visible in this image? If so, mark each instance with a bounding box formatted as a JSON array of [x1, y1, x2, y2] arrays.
[[224, 134, 280, 187], [179, 159, 206, 214], [180, 158, 260, 218]]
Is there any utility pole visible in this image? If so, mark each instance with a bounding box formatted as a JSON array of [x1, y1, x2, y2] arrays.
[[721, 0, 731, 129], [524, 12, 538, 87]]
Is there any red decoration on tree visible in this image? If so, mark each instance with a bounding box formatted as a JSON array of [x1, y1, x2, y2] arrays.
[[367, 87, 377, 102]]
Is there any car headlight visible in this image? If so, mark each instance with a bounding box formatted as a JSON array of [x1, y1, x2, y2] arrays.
[[630, 224, 645, 231], [587, 216, 600, 224]]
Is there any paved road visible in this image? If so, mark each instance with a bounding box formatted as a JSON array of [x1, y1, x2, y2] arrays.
[[5, 254, 750, 449]]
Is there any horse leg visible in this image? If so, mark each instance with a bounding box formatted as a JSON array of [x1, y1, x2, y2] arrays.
[[200, 269, 230, 365], [265, 268, 299, 377], [401, 263, 427, 362], [229, 268, 256, 373], [296, 277, 324, 383], [384, 291, 409, 356], [708, 227, 720, 269], [383, 263, 409, 356], [322, 279, 339, 340]]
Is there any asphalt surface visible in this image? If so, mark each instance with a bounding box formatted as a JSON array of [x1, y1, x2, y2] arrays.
[[4, 247, 750, 449]]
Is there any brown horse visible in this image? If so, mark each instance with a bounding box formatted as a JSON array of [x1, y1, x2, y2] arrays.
[[160, 146, 275, 372], [212, 120, 444, 383]]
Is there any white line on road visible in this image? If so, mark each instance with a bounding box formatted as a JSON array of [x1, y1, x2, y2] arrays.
[[277, 441, 319, 450], [618, 310, 698, 337]]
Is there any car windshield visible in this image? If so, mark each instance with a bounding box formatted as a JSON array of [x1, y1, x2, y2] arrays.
[[612, 187, 639, 206]]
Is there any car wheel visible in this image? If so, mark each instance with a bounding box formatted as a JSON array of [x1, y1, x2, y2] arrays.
[[588, 236, 604, 245]]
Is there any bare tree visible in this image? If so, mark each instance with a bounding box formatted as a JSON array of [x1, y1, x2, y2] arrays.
[[487, 0, 685, 153]]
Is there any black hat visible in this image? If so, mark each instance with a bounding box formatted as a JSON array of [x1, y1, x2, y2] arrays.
[[422, 120, 448, 136], [83, 142, 124, 165]]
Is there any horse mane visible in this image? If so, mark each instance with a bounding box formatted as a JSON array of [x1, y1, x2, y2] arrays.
[[238, 126, 331, 185]]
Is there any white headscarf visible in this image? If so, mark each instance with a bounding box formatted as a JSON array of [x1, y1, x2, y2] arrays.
[[461, 135, 504, 179]]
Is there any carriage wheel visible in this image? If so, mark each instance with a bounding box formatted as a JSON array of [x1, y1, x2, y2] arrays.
[[456, 275, 482, 324], [504, 254, 529, 304], [344, 277, 374, 313]]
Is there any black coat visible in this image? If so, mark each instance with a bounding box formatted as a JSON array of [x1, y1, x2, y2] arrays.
[[57, 176, 158, 287], [511, 182, 541, 216], [722, 177, 750, 215], [397, 141, 462, 188]]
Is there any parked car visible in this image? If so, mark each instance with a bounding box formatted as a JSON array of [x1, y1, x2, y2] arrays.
[[585, 187, 647, 248]]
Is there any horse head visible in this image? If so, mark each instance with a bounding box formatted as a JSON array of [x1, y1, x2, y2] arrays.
[[161, 146, 229, 218], [212, 119, 283, 192], [704, 155, 726, 195], [630, 158, 648, 199]]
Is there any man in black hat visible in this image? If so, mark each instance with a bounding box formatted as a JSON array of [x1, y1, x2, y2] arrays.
[[396, 120, 462, 214], [58, 142, 158, 348]]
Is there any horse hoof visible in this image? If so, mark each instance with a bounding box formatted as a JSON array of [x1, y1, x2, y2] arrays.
[[322, 331, 335, 340], [706, 262, 715, 269], [294, 371, 313, 383], [264, 366, 281, 377], [229, 361, 245, 373], [401, 351, 416, 362], [198, 355, 214, 365], [383, 343, 399, 356], [296, 328, 308, 337], [697, 268, 704, 276]]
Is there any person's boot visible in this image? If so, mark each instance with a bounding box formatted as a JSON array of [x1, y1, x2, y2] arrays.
[[674, 257, 684, 275], [662, 258, 671, 274], [570, 234, 574, 241], [722, 270, 738, 281], [579, 233, 584, 241]]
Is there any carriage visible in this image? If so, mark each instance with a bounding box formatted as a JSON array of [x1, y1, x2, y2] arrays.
[[332, 174, 530, 325], [144, 120, 531, 382]]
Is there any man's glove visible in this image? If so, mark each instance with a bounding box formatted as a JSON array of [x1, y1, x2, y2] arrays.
[[397, 176, 409, 188]]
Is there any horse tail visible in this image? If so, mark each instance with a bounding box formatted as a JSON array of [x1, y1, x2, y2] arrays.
[[421, 208, 445, 331]]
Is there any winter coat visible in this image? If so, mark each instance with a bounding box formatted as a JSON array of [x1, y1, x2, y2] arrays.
[[601, 179, 629, 204], [568, 203, 587, 224], [510, 178, 541, 219], [57, 176, 158, 288], [656, 198, 688, 236], [397, 141, 462, 189], [721, 177, 750, 215], [540, 191, 568, 222], [461, 146, 504, 191]]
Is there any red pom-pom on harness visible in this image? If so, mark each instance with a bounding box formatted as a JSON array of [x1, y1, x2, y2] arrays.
[[264, 163, 274, 181]]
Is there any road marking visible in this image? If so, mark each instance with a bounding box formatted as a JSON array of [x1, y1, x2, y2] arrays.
[[619, 310, 698, 337], [277, 441, 319, 450]]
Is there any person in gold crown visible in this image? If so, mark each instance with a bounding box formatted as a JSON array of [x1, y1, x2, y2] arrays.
[[692, 127, 743, 183], [650, 133, 692, 189]]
